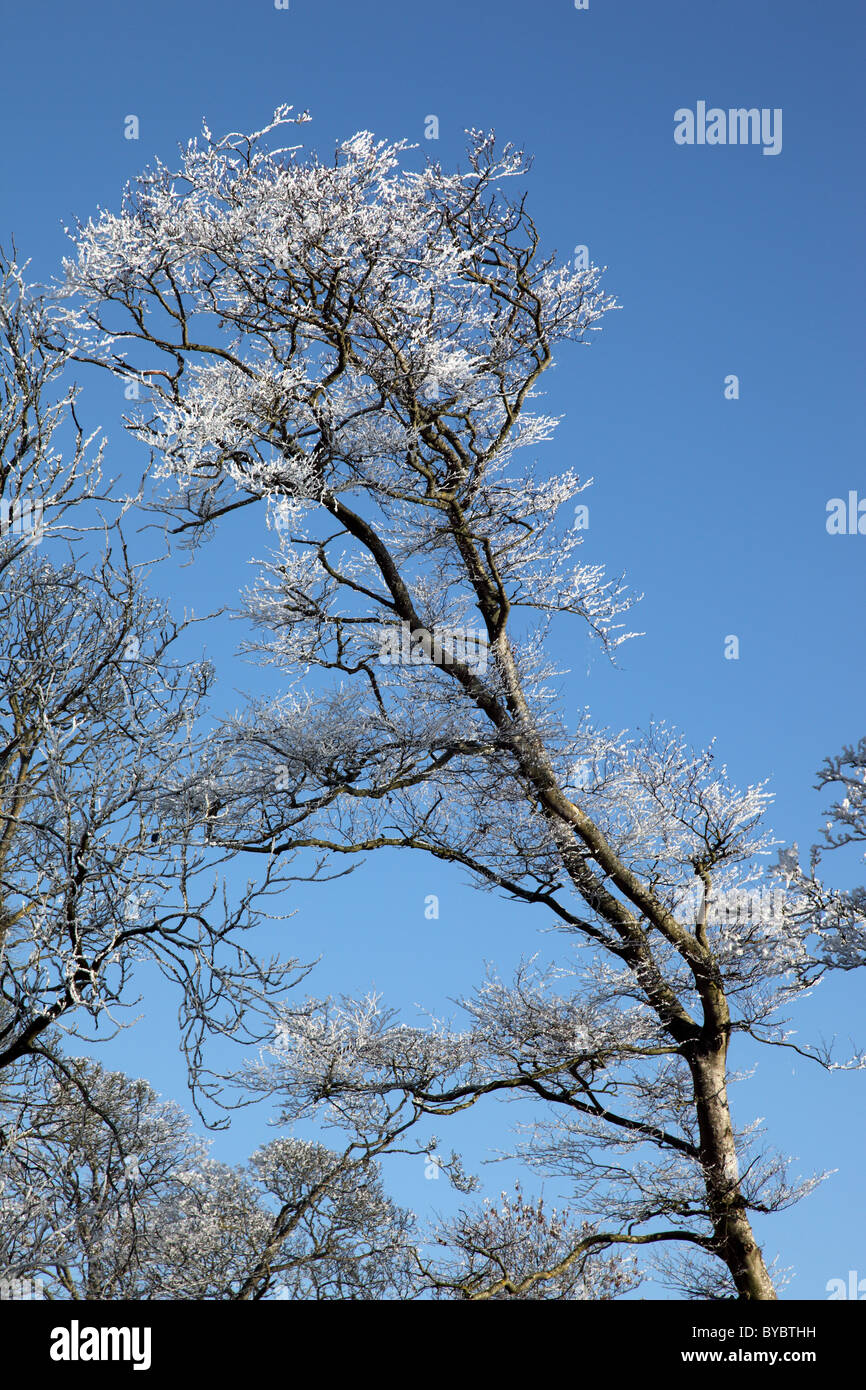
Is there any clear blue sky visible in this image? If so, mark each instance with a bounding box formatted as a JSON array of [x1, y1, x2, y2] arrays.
[[2, 0, 863, 1298]]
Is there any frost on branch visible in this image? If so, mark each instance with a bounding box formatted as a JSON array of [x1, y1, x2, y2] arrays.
[[256, 962, 830, 1300], [425, 1184, 640, 1300], [63, 108, 629, 650]]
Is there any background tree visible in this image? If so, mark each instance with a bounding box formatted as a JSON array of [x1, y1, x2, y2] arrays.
[[788, 738, 866, 973], [816, 739, 866, 857], [0, 247, 111, 578], [0, 254, 310, 1118], [0, 1054, 412, 1299], [425, 1184, 639, 1301], [63, 109, 865, 1299]]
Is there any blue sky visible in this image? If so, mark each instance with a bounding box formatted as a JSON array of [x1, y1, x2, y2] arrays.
[[1, 0, 864, 1298]]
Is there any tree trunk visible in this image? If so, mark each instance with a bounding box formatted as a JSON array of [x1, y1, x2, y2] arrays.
[[690, 1048, 777, 1299]]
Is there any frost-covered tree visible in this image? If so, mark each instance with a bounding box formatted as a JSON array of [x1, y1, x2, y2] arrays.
[[815, 738, 866, 866], [790, 737, 866, 972], [425, 1184, 639, 1301], [62, 108, 865, 1300], [0, 1055, 415, 1299]]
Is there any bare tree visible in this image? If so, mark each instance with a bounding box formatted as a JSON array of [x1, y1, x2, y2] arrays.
[[0, 255, 312, 1118], [0, 248, 111, 575], [61, 109, 865, 1299]]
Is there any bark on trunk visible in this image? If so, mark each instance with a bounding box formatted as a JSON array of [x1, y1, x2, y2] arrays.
[[691, 1049, 777, 1300]]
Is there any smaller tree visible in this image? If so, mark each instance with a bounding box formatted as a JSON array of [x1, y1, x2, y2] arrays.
[[790, 737, 866, 974], [766, 739, 866, 978], [425, 1184, 639, 1301], [815, 738, 866, 882], [0, 1054, 416, 1300]]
